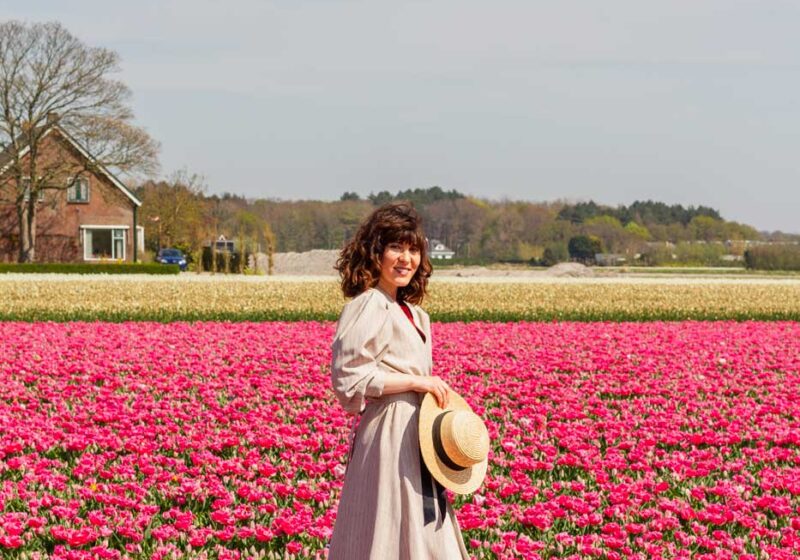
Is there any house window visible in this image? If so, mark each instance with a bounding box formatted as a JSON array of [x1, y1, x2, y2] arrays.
[[214, 240, 235, 252], [83, 227, 126, 260], [67, 177, 90, 203], [113, 229, 125, 259]]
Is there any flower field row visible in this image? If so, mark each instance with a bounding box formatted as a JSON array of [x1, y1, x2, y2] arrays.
[[1, 275, 799, 321], [1, 321, 799, 559]]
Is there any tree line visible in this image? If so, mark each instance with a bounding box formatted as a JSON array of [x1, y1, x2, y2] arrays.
[[134, 179, 799, 267]]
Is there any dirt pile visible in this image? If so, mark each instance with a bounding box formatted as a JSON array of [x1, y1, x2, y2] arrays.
[[542, 262, 596, 277], [271, 250, 339, 276]]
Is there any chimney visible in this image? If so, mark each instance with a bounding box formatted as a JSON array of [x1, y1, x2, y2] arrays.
[[46, 112, 59, 125]]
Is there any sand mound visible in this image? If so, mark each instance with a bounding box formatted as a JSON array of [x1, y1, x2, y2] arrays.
[[271, 250, 339, 276], [543, 262, 595, 277]]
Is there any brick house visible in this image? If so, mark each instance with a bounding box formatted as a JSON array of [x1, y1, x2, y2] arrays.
[[0, 124, 144, 263]]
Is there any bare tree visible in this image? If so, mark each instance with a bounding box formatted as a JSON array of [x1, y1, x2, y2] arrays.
[[0, 21, 159, 262]]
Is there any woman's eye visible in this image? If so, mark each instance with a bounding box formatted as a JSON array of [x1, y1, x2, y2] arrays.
[[387, 243, 419, 254]]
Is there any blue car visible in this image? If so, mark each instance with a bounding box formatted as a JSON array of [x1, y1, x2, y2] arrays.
[[156, 248, 187, 271]]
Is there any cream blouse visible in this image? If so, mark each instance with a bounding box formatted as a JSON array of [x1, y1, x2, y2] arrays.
[[331, 286, 432, 415]]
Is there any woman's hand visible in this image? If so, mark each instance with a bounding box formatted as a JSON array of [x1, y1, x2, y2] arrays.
[[379, 372, 451, 408], [413, 376, 451, 409]]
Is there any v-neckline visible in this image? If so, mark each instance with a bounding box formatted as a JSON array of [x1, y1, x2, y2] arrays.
[[373, 286, 427, 346], [398, 301, 427, 344]]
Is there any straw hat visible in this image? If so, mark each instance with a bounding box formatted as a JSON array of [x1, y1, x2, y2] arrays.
[[419, 391, 490, 495]]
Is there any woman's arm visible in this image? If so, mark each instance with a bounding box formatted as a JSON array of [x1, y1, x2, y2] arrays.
[[381, 372, 451, 409], [331, 291, 392, 414]]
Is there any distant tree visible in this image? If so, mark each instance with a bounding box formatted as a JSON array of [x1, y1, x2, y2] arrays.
[[368, 190, 394, 206], [480, 202, 525, 260], [626, 200, 677, 225], [745, 245, 800, 271], [340, 191, 360, 201], [395, 186, 463, 207], [763, 231, 800, 243], [620, 221, 652, 256], [689, 205, 723, 223], [568, 235, 603, 264], [368, 186, 464, 208], [234, 209, 277, 273], [136, 169, 206, 254], [688, 215, 727, 242], [628, 200, 721, 226], [639, 243, 675, 266], [724, 221, 760, 241], [518, 203, 558, 246], [663, 222, 693, 243], [559, 199, 724, 229], [424, 197, 488, 258], [336, 199, 375, 249], [218, 191, 250, 207], [674, 241, 727, 265], [584, 215, 625, 252], [0, 21, 159, 262], [259, 220, 277, 274], [541, 242, 569, 266], [624, 221, 651, 240], [557, 201, 602, 224], [538, 218, 578, 244]]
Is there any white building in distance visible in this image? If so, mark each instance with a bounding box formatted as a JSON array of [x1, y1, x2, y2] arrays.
[[429, 239, 455, 259]]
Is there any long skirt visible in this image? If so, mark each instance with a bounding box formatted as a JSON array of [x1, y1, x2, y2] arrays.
[[328, 392, 470, 559]]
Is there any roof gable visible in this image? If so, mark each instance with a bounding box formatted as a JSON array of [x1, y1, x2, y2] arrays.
[[0, 124, 142, 207]]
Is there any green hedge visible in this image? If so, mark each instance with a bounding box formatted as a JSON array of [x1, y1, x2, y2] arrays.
[[744, 245, 800, 271], [0, 263, 180, 274], [0, 308, 798, 323]]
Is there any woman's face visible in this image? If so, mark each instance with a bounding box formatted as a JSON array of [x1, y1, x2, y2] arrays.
[[377, 240, 421, 297]]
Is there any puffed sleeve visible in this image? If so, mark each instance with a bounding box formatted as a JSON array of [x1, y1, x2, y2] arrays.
[[331, 290, 392, 415]]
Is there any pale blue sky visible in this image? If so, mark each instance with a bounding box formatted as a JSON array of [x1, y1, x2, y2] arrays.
[[5, 1, 800, 232]]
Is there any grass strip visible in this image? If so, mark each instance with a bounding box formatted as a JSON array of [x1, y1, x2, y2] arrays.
[[2, 309, 799, 322]]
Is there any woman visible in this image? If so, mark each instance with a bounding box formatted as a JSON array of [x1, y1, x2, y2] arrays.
[[328, 202, 469, 559]]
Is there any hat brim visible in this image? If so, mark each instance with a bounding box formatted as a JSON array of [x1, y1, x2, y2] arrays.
[[419, 391, 488, 495]]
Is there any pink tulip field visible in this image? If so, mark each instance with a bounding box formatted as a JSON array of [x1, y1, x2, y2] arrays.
[[1, 320, 800, 559]]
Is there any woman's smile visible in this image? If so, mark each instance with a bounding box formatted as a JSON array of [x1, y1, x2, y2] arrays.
[[378, 242, 420, 298]]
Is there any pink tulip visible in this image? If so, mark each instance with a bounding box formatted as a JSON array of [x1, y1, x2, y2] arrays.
[[0, 320, 798, 557]]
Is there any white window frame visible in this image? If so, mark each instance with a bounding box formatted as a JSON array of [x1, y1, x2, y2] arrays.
[[67, 176, 90, 203], [136, 225, 145, 254], [80, 225, 128, 261]]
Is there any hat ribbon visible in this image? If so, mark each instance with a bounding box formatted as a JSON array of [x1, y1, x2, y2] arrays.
[[419, 448, 446, 526], [420, 410, 471, 526], [432, 411, 468, 472]]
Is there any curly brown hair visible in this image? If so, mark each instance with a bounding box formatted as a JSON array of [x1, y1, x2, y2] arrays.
[[336, 201, 432, 304]]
